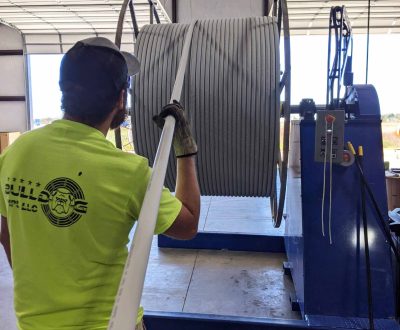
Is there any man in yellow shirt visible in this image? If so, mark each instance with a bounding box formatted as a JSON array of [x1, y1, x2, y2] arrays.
[[0, 37, 200, 330]]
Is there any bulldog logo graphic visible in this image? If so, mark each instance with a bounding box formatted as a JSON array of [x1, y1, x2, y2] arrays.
[[40, 178, 88, 227], [50, 188, 75, 216]]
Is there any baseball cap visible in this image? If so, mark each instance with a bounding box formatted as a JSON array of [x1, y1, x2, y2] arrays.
[[59, 37, 140, 93]]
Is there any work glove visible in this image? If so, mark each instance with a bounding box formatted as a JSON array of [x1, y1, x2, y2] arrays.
[[153, 100, 198, 158]]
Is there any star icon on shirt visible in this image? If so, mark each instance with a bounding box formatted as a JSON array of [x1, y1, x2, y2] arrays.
[[20, 179, 24, 183], [36, 182, 41, 187], [28, 181, 32, 185]]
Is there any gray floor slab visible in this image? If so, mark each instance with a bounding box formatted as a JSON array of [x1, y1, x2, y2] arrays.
[[204, 218, 283, 235], [1, 247, 298, 328], [141, 241, 197, 312], [201, 196, 284, 236], [181, 250, 299, 320], [0, 248, 17, 330]]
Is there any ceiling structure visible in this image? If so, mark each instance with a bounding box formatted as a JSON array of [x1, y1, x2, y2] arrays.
[[0, 0, 171, 53], [287, 0, 400, 35], [0, 0, 399, 53]]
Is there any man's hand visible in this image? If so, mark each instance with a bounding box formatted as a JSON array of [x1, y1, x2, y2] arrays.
[[153, 101, 198, 158]]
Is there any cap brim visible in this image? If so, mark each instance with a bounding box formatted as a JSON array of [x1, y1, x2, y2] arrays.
[[121, 51, 140, 76]]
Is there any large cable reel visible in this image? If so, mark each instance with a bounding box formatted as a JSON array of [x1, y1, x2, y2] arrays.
[[115, 0, 291, 228]]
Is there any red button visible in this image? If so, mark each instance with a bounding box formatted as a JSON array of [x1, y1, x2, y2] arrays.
[[325, 114, 336, 123]]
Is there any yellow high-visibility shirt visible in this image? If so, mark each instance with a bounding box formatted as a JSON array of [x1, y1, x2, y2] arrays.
[[0, 119, 182, 330]]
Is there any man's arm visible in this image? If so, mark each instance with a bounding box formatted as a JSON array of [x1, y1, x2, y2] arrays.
[[0, 216, 12, 268], [153, 101, 200, 240], [164, 157, 200, 239]]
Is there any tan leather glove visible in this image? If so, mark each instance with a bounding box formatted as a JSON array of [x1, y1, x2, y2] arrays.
[[153, 100, 198, 158]]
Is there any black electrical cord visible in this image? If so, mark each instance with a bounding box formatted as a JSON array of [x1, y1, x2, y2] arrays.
[[352, 150, 400, 264], [358, 150, 374, 330]]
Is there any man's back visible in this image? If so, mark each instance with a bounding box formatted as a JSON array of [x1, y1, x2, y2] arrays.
[[0, 119, 180, 329]]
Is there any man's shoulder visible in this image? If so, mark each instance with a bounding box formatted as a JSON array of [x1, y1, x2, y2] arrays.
[[12, 125, 50, 143], [103, 150, 152, 192], [113, 149, 150, 170], [0, 128, 43, 155]]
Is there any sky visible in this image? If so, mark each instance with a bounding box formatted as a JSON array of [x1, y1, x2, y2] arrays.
[[29, 54, 64, 120], [29, 33, 400, 122], [288, 34, 400, 112]]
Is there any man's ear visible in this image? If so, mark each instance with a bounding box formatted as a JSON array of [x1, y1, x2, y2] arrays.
[[117, 89, 125, 109]]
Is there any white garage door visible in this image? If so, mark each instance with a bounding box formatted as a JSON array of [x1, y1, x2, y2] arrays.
[[0, 23, 28, 133]]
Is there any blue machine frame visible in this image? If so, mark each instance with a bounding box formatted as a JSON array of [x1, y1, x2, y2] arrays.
[[143, 311, 399, 330], [285, 85, 398, 327], [158, 232, 285, 253]]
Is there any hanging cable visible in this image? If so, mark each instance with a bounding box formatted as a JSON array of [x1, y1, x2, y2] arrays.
[[322, 114, 336, 243], [348, 142, 400, 264], [329, 121, 334, 244], [358, 146, 374, 330], [366, 0, 371, 83], [321, 120, 328, 237]]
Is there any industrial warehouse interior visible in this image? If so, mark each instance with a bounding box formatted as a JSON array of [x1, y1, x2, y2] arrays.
[[1, 1, 400, 330]]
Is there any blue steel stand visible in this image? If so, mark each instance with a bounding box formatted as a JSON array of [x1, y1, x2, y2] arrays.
[[285, 85, 399, 329], [158, 232, 285, 253], [143, 312, 398, 330]]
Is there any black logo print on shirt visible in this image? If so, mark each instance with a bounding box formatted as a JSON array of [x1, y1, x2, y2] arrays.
[[40, 178, 88, 227], [4, 177, 88, 227]]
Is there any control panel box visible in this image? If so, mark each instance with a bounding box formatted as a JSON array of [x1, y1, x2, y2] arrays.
[[314, 110, 345, 163]]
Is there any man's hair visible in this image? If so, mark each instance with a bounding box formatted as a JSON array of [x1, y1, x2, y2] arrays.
[[60, 81, 124, 126], [59, 44, 128, 126]]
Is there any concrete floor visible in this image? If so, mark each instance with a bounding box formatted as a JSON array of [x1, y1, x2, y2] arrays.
[[0, 247, 16, 330], [0, 196, 297, 330], [198, 196, 285, 236], [143, 243, 297, 319]]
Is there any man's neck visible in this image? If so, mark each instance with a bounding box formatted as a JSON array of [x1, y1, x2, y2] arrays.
[[62, 114, 109, 136]]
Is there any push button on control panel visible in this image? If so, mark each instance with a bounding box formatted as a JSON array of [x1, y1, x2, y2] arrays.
[[314, 110, 345, 164]]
